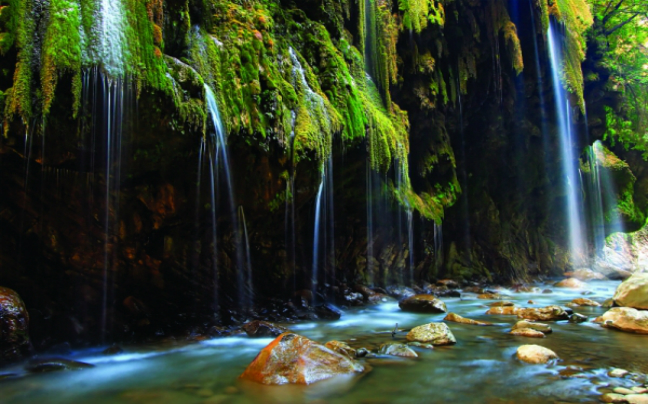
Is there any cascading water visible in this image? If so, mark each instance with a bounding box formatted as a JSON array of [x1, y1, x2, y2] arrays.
[[204, 85, 249, 309], [586, 144, 606, 253], [239, 206, 254, 302], [547, 23, 586, 263], [311, 174, 325, 299], [99, 0, 126, 76]]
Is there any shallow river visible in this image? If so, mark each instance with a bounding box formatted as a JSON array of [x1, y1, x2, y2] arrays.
[[1, 280, 647, 403]]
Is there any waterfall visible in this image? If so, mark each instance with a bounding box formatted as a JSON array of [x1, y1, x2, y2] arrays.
[[204, 85, 249, 309], [239, 206, 254, 303], [586, 143, 606, 253], [366, 164, 375, 285], [99, 0, 126, 76], [547, 24, 586, 263], [285, 110, 297, 291], [407, 209, 415, 285], [434, 221, 443, 272], [312, 175, 325, 298]]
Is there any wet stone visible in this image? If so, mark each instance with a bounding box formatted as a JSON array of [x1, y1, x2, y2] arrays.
[[406, 323, 456, 346], [242, 320, 290, 338], [25, 358, 94, 373], [444, 312, 493, 326], [517, 306, 569, 321], [488, 301, 515, 307], [569, 313, 588, 323], [512, 320, 552, 334], [378, 343, 418, 358], [609, 368, 630, 378], [516, 345, 559, 364], [602, 393, 631, 403], [614, 387, 637, 395], [399, 295, 447, 314], [509, 328, 545, 338]]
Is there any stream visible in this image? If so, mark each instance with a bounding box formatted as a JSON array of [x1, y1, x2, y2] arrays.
[[1, 280, 647, 403]]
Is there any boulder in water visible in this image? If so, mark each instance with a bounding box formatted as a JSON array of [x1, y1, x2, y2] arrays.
[[239, 333, 364, 385], [378, 343, 418, 358], [512, 320, 552, 334], [516, 345, 559, 364], [486, 306, 521, 315], [554, 278, 586, 289], [488, 301, 515, 307], [242, 321, 290, 338], [613, 273, 648, 310], [569, 313, 588, 323], [444, 312, 492, 326], [594, 307, 648, 334], [324, 341, 356, 359], [406, 323, 456, 346], [567, 298, 601, 307], [517, 306, 569, 321], [0, 287, 31, 362], [477, 293, 502, 300], [510, 328, 545, 338], [399, 295, 447, 313], [570, 268, 607, 281], [436, 279, 459, 289]]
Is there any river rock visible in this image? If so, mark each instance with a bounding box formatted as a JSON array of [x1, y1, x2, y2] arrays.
[[571, 268, 607, 281], [242, 321, 290, 338], [567, 298, 601, 307], [601, 393, 631, 403], [625, 395, 648, 404], [516, 345, 558, 364], [478, 293, 502, 300], [554, 278, 587, 289], [569, 313, 588, 323], [594, 308, 648, 334], [510, 328, 545, 338], [512, 320, 552, 334], [613, 273, 648, 310], [406, 323, 456, 346], [444, 312, 493, 326], [436, 279, 459, 289], [486, 306, 521, 315], [239, 333, 364, 385], [399, 294, 447, 313], [488, 301, 515, 307], [378, 343, 418, 358], [614, 387, 637, 395], [0, 287, 31, 362], [385, 285, 416, 300], [517, 306, 569, 321], [25, 358, 94, 373], [324, 341, 356, 359], [608, 368, 630, 378]]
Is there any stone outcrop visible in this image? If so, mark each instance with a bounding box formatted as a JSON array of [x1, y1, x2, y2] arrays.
[[613, 273, 648, 310], [594, 307, 648, 334]]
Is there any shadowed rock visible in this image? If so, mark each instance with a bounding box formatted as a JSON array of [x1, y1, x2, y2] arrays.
[[399, 295, 447, 313], [0, 287, 31, 362], [242, 321, 290, 338]]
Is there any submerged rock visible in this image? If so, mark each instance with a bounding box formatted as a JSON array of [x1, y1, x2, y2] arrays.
[[444, 312, 492, 326], [554, 278, 587, 289], [486, 306, 521, 315], [569, 313, 588, 323], [239, 333, 364, 385], [512, 320, 552, 334], [613, 273, 648, 310], [510, 328, 545, 338], [399, 294, 447, 313], [25, 358, 94, 373], [324, 341, 356, 359], [477, 293, 502, 300], [516, 345, 558, 364], [488, 301, 515, 307], [378, 343, 418, 358], [242, 321, 290, 338], [567, 298, 601, 307], [594, 308, 648, 334], [517, 306, 569, 321], [0, 287, 31, 362], [406, 323, 456, 346]]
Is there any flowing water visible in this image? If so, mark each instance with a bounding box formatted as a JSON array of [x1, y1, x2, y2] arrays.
[[2, 280, 646, 404], [547, 24, 587, 263]]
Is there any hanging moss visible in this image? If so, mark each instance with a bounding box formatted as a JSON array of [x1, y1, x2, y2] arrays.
[[399, 0, 445, 33]]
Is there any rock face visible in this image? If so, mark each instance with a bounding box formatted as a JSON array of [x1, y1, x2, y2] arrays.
[[239, 333, 364, 385], [0, 287, 31, 362], [444, 312, 492, 326], [554, 278, 587, 289], [399, 295, 447, 313], [517, 306, 569, 321], [378, 343, 418, 358], [594, 307, 648, 334], [516, 345, 559, 364], [406, 323, 456, 346], [242, 321, 290, 338], [613, 273, 648, 309]]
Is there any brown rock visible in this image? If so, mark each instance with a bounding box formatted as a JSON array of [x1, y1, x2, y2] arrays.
[[601, 393, 631, 403], [478, 293, 502, 300], [554, 278, 587, 289], [378, 343, 418, 358], [613, 273, 648, 310], [488, 301, 515, 307], [399, 294, 447, 313], [510, 328, 545, 338], [444, 312, 492, 326], [406, 323, 456, 346], [517, 306, 569, 321], [324, 341, 356, 359], [516, 344, 558, 364], [594, 308, 648, 334], [242, 321, 290, 338], [436, 279, 459, 289], [239, 333, 364, 385], [567, 298, 601, 307], [486, 306, 521, 315], [512, 320, 552, 334], [0, 287, 31, 362]]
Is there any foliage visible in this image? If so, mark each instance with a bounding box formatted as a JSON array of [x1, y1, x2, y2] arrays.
[[591, 0, 648, 157]]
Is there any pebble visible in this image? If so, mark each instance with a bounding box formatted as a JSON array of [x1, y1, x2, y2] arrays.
[[609, 369, 630, 378]]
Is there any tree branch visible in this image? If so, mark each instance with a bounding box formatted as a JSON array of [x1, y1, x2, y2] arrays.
[[604, 12, 640, 35]]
